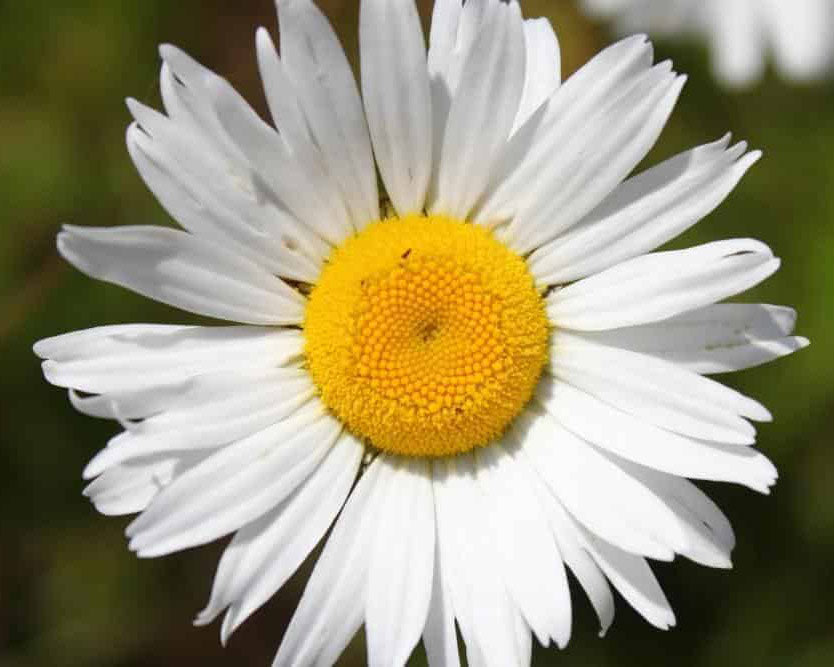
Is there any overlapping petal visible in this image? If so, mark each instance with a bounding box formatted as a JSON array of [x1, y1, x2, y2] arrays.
[[57, 225, 306, 325], [360, 0, 433, 216]]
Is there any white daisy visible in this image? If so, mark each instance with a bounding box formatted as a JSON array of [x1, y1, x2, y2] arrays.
[[581, 0, 834, 87], [35, 0, 808, 665]]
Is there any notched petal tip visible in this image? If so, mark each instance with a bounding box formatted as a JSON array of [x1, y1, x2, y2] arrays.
[[39, 359, 63, 386]]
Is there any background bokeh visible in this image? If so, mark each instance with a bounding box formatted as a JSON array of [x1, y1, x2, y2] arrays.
[[1, 1, 832, 665]]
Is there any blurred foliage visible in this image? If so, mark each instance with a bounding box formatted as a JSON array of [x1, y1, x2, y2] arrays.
[[0, 0, 832, 665]]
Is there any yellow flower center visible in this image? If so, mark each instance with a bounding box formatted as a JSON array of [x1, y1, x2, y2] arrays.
[[304, 215, 549, 458]]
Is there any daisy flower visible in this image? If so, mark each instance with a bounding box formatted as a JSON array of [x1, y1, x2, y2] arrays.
[[581, 0, 834, 87], [35, 0, 808, 664]]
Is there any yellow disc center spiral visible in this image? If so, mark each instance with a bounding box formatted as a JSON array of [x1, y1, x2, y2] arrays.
[[304, 215, 549, 458]]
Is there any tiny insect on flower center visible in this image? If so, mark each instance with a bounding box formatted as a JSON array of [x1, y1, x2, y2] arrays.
[[304, 215, 549, 458]]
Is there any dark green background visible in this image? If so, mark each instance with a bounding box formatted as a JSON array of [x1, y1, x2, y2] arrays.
[[1, 1, 831, 665]]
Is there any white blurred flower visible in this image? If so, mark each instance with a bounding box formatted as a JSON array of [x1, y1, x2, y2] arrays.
[[35, 0, 807, 665], [582, 0, 834, 87]]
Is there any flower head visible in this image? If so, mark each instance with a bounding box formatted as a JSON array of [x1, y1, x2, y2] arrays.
[[35, 0, 807, 664]]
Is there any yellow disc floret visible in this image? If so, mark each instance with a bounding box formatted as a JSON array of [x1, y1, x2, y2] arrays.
[[304, 214, 549, 458]]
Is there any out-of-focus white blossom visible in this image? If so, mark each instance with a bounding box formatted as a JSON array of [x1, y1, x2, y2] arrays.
[[582, 0, 834, 87]]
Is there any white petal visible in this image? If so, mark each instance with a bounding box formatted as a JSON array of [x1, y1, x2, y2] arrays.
[[35, 325, 302, 394], [427, 0, 484, 175], [431, 0, 526, 220], [537, 377, 778, 493], [547, 239, 780, 331], [194, 430, 363, 643], [574, 303, 809, 374], [474, 34, 654, 231], [476, 444, 572, 648], [611, 458, 735, 568], [83, 369, 315, 478], [146, 47, 331, 263], [83, 454, 192, 516], [529, 136, 761, 285], [530, 460, 675, 629], [360, 0, 432, 215], [514, 408, 688, 560], [528, 472, 615, 637], [427, 0, 465, 83], [273, 456, 388, 667], [58, 225, 305, 325], [422, 537, 461, 667], [366, 458, 435, 667], [254, 28, 312, 151], [512, 18, 561, 135], [69, 384, 185, 421], [202, 70, 354, 247], [253, 32, 354, 248], [127, 121, 320, 283], [125, 401, 341, 557], [626, 464, 737, 553], [277, 0, 379, 228], [500, 64, 685, 255], [581, 529, 676, 630], [513, 612, 532, 666], [129, 65, 327, 281], [432, 454, 524, 667], [549, 332, 770, 444]]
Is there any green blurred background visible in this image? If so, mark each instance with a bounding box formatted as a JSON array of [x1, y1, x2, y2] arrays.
[[0, 0, 831, 665]]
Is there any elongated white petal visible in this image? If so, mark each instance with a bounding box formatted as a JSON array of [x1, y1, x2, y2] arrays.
[[360, 0, 432, 215], [35, 325, 302, 394], [512, 18, 561, 135], [366, 458, 435, 667], [422, 537, 461, 667], [58, 225, 305, 325], [69, 385, 185, 421], [502, 65, 684, 255], [277, 0, 379, 228], [432, 454, 524, 667], [126, 401, 341, 557], [194, 431, 363, 643], [474, 34, 654, 230], [537, 377, 778, 493], [580, 525, 676, 630], [256, 24, 355, 247], [431, 0, 526, 220], [627, 463, 737, 552], [550, 333, 770, 444], [477, 444, 572, 648], [610, 457, 733, 568], [547, 239, 780, 331], [273, 457, 387, 667], [575, 303, 808, 374], [529, 136, 761, 284], [524, 466, 615, 637], [427, 0, 465, 82], [515, 408, 689, 560], [83, 369, 315, 478], [254, 28, 309, 146], [203, 72, 354, 247], [133, 54, 331, 273], [127, 122, 319, 283], [83, 455, 191, 517], [426, 0, 483, 183]]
